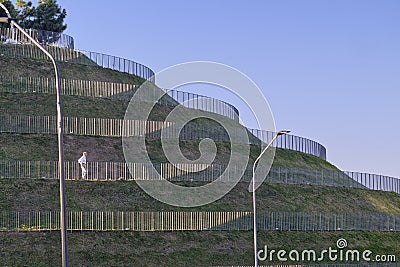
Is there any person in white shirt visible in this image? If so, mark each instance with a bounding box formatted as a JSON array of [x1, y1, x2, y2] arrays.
[[78, 152, 88, 179]]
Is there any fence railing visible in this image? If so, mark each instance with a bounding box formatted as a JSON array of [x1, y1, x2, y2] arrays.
[[0, 42, 326, 156], [0, 114, 327, 158], [0, 114, 173, 137], [248, 128, 326, 160], [0, 44, 155, 82], [344, 171, 400, 194], [76, 49, 155, 82], [0, 76, 137, 99], [1, 161, 399, 194], [0, 76, 240, 121], [0, 27, 74, 49], [165, 89, 239, 122], [0, 28, 328, 157], [0, 28, 154, 80], [0, 211, 398, 232]]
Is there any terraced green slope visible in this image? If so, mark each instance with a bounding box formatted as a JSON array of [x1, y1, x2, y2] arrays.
[[1, 52, 399, 267], [0, 179, 399, 213], [0, 93, 173, 121], [0, 57, 145, 84], [0, 56, 330, 169], [0, 231, 398, 266], [0, 90, 338, 170]]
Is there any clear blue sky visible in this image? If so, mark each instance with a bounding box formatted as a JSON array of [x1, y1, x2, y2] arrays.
[[34, 1, 400, 177]]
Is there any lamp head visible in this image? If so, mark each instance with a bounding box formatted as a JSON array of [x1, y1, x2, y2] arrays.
[[277, 130, 291, 136], [0, 17, 12, 23]]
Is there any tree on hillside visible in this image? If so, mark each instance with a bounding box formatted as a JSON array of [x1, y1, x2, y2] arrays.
[[1, 0, 67, 44], [17, 0, 67, 44], [16, 0, 28, 8], [16, 0, 35, 28], [17, 0, 67, 33]]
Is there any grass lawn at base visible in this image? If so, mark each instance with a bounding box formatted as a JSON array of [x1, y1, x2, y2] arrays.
[[0, 231, 398, 266]]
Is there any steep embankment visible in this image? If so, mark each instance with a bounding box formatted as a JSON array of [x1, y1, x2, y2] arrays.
[[0, 231, 398, 266], [0, 56, 145, 84], [1, 48, 398, 267], [0, 179, 399, 212]]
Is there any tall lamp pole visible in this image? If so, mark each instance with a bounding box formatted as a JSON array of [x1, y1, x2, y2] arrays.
[[0, 4, 68, 267], [252, 130, 290, 267]]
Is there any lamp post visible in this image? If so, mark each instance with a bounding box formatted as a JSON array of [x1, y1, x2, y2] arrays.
[[0, 4, 68, 267], [252, 130, 290, 267]]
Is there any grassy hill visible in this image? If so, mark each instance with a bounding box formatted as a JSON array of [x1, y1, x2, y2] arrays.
[[0, 90, 338, 170], [0, 52, 399, 267], [0, 231, 398, 266], [0, 57, 331, 169], [0, 56, 146, 85], [0, 133, 336, 169], [0, 179, 399, 213]]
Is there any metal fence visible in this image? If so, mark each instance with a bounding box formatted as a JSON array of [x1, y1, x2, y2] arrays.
[[0, 76, 240, 121], [0, 43, 155, 81], [0, 211, 398, 232], [0, 114, 173, 137], [248, 128, 326, 160], [1, 161, 399, 194], [0, 114, 327, 158], [0, 41, 326, 156], [0, 76, 137, 99], [165, 89, 239, 122], [0, 27, 74, 49], [344, 171, 400, 194], [77, 49, 155, 82]]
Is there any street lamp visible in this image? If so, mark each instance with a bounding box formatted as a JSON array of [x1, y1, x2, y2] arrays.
[[0, 4, 68, 267], [252, 130, 290, 267]]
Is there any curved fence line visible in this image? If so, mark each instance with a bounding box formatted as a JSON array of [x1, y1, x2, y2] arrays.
[[0, 211, 398, 232], [0, 32, 241, 121], [0, 76, 240, 121], [165, 89, 239, 122], [344, 171, 400, 193], [0, 38, 327, 157], [0, 114, 172, 137], [0, 75, 137, 99], [0, 161, 398, 194], [0, 43, 155, 82], [0, 29, 328, 158], [248, 128, 326, 160], [76, 49, 155, 82], [0, 114, 326, 158], [0, 28, 153, 80], [0, 27, 74, 49]]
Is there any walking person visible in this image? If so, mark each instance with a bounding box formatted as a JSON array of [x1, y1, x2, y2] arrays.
[[78, 152, 88, 179]]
